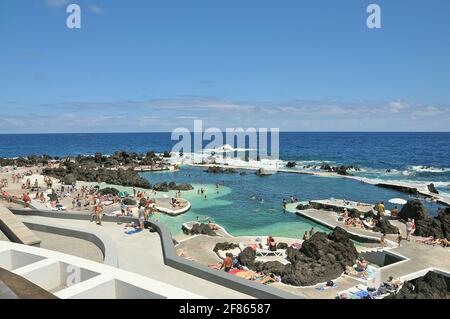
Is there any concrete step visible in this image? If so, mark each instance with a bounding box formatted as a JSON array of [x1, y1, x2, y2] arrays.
[[0, 206, 41, 246]]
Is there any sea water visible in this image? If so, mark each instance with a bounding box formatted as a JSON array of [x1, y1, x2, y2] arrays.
[[1, 132, 448, 237]]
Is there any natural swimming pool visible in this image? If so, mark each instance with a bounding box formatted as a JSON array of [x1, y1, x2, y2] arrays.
[[137, 166, 444, 238]]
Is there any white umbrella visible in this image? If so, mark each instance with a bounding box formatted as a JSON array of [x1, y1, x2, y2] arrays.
[[388, 198, 407, 205]]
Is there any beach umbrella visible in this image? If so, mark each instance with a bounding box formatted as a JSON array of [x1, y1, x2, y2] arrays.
[[118, 191, 125, 197], [388, 198, 407, 205]]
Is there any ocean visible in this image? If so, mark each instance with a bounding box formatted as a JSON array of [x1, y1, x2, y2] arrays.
[[1, 132, 449, 182], [1, 132, 448, 237]]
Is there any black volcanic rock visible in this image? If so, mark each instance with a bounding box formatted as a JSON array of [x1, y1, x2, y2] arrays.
[[296, 203, 310, 210], [190, 223, 217, 236], [319, 164, 359, 176], [281, 227, 358, 286], [238, 247, 257, 268], [213, 242, 239, 253], [255, 261, 287, 276], [399, 199, 429, 221], [400, 200, 450, 239], [172, 183, 194, 190], [415, 218, 444, 239], [286, 162, 296, 168], [387, 272, 448, 299], [373, 217, 399, 235], [427, 183, 439, 194], [98, 187, 120, 196], [205, 166, 237, 174], [437, 207, 450, 240], [122, 198, 137, 206], [44, 165, 151, 189], [231, 228, 358, 287], [153, 182, 169, 192], [63, 174, 77, 185], [153, 182, 194, 192], [335, 166, 350, 176]]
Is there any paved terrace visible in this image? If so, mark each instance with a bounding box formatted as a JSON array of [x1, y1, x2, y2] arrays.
[[16, 214, 252, 299], [287, 206, 450, 298], [174, 202, 450, 299], [176, 227, 381, 299]]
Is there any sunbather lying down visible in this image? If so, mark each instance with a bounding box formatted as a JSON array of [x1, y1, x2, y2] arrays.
[[415, 236, 450, 247], [177, 249, 194, 261], [345, 265, 368, 279], [384, 276, 402, 290], [234, 270, 279, 284]]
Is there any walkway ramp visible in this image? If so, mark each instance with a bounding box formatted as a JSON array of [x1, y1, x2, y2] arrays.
[[0, 206, 41, 246]]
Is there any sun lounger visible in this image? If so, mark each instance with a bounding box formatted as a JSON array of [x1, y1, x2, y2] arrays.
[[256, 248, 283, 257]]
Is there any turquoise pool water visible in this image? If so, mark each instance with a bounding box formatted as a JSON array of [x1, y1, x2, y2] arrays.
[[137, 166, 444, 238]]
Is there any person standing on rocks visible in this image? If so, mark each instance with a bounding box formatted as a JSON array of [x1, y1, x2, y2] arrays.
[[380, 233, 386, 248], [406, 219, 413, 241]]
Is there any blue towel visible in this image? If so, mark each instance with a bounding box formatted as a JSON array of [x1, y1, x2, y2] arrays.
[[354, 290, 370, 298], [125, 228, 143, 235]]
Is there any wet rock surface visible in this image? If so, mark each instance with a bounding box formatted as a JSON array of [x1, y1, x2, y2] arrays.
[[319, 164, 360, 176], [427, 183, 439, 194], [286, 162, 296, 168]]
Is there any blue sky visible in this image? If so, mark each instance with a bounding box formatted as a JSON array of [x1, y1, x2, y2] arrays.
[[0, 0, 450, 133]]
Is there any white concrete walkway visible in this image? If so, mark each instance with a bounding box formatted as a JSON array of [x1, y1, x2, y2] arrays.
[[17, 215, 252, 299]]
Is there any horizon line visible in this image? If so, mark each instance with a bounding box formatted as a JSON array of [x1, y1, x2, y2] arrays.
[[0, 131, 449, 135]]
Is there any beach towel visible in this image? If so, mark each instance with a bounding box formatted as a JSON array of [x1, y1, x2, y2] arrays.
[[228, 269, 243, 275], [354, 290, 370, 298], [124, 228, 143, 235]]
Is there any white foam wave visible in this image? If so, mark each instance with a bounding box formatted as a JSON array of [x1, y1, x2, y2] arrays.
[[408, 166, 450, 173]]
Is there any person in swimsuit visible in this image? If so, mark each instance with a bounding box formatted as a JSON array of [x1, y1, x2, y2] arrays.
[[208, 253, 233, 272]]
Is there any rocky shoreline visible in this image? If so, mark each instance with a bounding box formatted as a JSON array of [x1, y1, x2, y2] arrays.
[[0, 152, 197, 192]]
